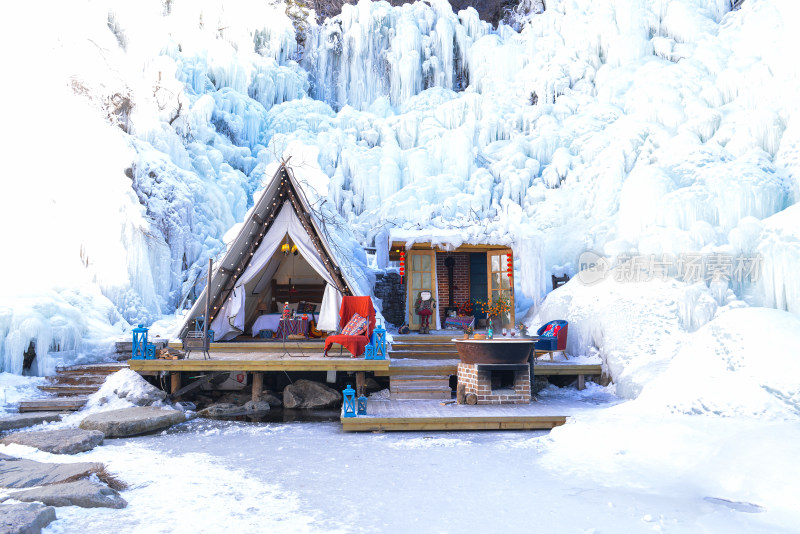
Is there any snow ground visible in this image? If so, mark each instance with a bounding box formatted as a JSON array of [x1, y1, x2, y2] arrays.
[[2, 412, 797, 533]]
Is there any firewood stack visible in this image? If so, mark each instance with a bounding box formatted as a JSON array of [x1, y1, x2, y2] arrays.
[[157, 347, 183, 360]]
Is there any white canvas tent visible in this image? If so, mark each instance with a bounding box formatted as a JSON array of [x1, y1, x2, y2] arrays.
[[179, 164, 354, 341]]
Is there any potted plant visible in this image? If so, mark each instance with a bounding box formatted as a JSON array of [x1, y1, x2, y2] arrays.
[[474, 296, 512, 333], [463, 325, 474, 339], [517, 322, 528, 337]]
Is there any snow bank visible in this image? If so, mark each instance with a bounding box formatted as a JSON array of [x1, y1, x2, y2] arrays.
[[636, 307, 800, 418], [0, 373, 47, 415], [537, 275, 692, 398]]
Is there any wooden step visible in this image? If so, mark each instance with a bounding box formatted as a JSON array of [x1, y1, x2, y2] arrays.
[[391, 335, 459, 343], [376, 359, 459, 377], [390, 375, 450, 388], [37, 385, 101, 397], [47, 374, 107, 386], [390, 386, 452, 400], [391, 343, 457, 352], [55, 363, 128, 375], [18, 398, 88, 412], [389, 351, 458, 360]]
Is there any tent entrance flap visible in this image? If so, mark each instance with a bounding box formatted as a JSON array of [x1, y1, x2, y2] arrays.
[[211, 201, 340, 339]]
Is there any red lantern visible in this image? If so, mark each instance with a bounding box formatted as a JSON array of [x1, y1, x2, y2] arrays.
[[399, 250, 405, 283], [506, 254, 513, 278]]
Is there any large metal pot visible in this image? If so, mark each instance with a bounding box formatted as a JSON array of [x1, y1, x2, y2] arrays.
[[453, 338, 537, 365]]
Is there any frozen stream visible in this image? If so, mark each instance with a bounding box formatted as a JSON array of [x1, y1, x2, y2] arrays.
[[2, 415, 788, 533]]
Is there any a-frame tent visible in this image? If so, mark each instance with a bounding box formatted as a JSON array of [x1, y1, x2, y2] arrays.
[[179, 163, 354, 341]]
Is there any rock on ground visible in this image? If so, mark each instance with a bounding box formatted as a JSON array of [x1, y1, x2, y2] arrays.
[[0, 413, 62, 433], [4, 479, 126, 510], [197, 403, 244, 417], [198, 401, 270, 418], [0, 454, 104, 489], [0, 429, 104, 455], [283, 380, 341, 409], [79, 407, 185, 438], [258, 391, 283, 407], [242, 400, 271, 413], [0, 503, 56, 534], [365, 378, 382, 391]]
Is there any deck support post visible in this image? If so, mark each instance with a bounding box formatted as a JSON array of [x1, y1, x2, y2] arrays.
[[171, 372, 182, 397], [356, 371, 366, 396], [252, 372, 263, 402], [577, 374, 585, 391]]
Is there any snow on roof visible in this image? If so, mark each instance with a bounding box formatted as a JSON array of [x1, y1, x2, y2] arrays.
[[389, 227, 514, 250]]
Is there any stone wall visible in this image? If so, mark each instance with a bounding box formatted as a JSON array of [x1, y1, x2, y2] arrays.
[[374, 272, 405, 327]]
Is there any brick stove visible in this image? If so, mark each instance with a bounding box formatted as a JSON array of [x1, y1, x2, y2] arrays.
[[457, 362, 531, 404]]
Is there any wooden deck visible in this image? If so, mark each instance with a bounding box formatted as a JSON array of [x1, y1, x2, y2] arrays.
[[534, 362, 602, 376], [374, 358, 602, 378], [129, 352, 390, 373], [341, 399, 569, 432]]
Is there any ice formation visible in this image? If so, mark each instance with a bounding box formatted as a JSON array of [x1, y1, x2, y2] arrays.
[[1, 0, 799, 378]]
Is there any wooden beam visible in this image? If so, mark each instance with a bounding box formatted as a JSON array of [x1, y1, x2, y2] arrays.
[[170, 372, 182, 397], [252, 372, 263, 402], [129, 358, 391, 373], [355, 371, 366, 396], [389, 241, 511, 259]]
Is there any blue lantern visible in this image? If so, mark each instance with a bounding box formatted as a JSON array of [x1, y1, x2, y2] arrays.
[[342, 384, 356, 418], [357, 394, 367, 415], [372, 320, 387, 360], [364, 344, 375, 360], [195, 316, 205, 331], [132, 324, 148, 360]]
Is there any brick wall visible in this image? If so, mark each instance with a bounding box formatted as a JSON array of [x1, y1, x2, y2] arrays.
[[436, 253, 471, 324], [457, 363, 531, 404]]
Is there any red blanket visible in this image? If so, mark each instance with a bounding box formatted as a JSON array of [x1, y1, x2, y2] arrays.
[[324, 296, 376, 357]]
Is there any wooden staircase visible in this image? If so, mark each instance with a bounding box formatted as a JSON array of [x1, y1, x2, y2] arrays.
[[385, 335, 458, 400], [18, 363, 127, 413]]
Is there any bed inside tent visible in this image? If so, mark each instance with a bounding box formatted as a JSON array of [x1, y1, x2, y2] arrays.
[[209, 201, 342, 341]]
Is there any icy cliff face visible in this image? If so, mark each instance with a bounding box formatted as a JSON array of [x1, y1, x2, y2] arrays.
[[1, 0, 799, 375]]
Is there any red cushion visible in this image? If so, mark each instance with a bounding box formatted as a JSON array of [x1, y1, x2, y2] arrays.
[[342, 313, 368, 336]]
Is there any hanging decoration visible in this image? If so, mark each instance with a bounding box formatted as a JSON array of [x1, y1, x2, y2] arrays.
[[506, 254, 513, 279], [398, 249, 405, 284], [281, 234, 290, 255]]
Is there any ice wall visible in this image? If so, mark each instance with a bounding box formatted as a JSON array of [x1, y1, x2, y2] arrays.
[[303, 0, 489, 110], [0, 0, 313, 372], [273, 0, 799, 322], [3, 0, 800, 375]]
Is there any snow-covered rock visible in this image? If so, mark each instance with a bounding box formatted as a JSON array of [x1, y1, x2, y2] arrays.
[[0, 429, 105, 455], [79, 406, 185, 438], [88, 369, 167, 408], [0, 502, 57, 534], [4, 479, 127, 509]]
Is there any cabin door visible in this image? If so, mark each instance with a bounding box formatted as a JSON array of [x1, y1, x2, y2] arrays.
[[407, 250, 437, 331], [487, 249, 514, 327]]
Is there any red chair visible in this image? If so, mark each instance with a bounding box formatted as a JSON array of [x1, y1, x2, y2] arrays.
[[323, 296, 376, 357], [534, 320, 569, 360]]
